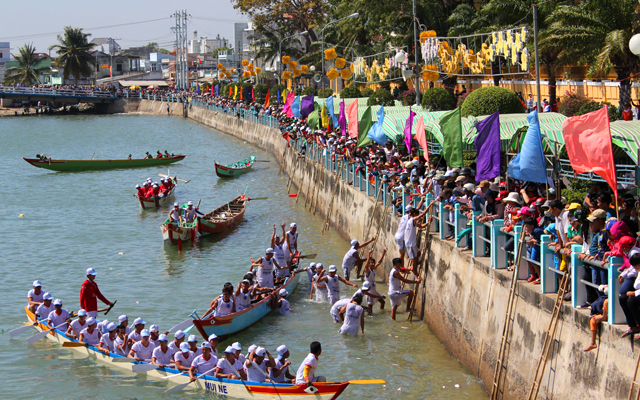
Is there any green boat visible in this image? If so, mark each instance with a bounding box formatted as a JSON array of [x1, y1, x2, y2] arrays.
[[22, 155, 186, 172], [214, 156, 255, 178]]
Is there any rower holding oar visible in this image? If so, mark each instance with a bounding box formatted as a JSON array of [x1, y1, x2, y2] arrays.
[[295, 341, 327, 388], [27, 280, 44, 313], [168, 203, 183, 224], [35, 293, 54, 321], [66, 309, 87, 339], [285, 223, 299, 265], [183, 201, 203, 223], [47, 299, 71, 332], [80, 268, 114, 319], [97, 323, 118, 355], [244, 347, 276, 383], [128, 329, 155, 361], [78, 317, 100, 346], [152, 334, 174, 368], [215, 346, 247, 380], [189, 342, 217, 381]]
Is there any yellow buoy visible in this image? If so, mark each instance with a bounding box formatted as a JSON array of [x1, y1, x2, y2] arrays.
[[18, 214, 24, 218]]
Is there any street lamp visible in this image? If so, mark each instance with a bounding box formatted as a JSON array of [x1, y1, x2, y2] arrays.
[[630, 34, 640, 56], [321, 12, 359, 90], [279, 30, 308, 85]]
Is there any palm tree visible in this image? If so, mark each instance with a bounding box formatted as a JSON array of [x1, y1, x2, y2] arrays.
[[543, 0, 640, 106], [252, 28, 305, 67], [50, 26, 95, 85], [3, 43, 51, 86]]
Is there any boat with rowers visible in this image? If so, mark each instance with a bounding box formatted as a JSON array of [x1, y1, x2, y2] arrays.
[[23, 154, 186, 172], [136, 178, 177, 209], [196, 195, 247, 235], [161, 219, 197, 245], [214, 156, 256, 178], [22, 306, 377, 399]]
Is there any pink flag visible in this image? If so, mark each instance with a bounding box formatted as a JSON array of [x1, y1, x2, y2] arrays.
[[403, 107, 416, 153], [415, 116, 428, 164], [562, 106, 617, 197], [284, 92, 295, 118], [346, 99, 359, 139]]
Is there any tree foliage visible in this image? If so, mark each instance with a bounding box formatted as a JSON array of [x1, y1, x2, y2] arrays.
[[339, 85, 361, 98], [50, 26, 95, 83], [460, 86, 524, 117], [367, 88, 394, 106], [421, 87, 456, 111], [3, 44, 51, 86]]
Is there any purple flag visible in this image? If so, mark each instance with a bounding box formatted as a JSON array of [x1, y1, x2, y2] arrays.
[[403, 107, 416, 152], [339, 100, 346, 136], [300, 94, 315, 118], [474, 110, 501, 181]]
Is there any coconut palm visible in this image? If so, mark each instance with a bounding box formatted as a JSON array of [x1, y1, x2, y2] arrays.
[[543, 0, 640, 106], [3, 44, 51, 86], [252, 27, 306, 67], [50, 26, 95, 84]]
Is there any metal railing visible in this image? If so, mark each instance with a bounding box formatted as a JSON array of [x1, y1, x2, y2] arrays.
[[0, 85, 114, 98]]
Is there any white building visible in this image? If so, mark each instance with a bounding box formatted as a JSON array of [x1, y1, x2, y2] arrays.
[[0, 42, 10, 83], [188, 31, 229, 54]]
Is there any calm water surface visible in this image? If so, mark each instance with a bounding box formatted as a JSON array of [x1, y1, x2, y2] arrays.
[[0, 114, 487, 399]]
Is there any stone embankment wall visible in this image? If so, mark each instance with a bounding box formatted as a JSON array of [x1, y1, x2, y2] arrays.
[[134, 99, 635, 400]]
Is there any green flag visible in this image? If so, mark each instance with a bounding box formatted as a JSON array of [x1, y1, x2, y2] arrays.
[[357, 106, 374, 148], [307, 108, 320, 129], [439, 107, 463, 168]]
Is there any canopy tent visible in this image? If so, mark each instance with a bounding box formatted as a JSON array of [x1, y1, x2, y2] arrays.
[[118, 80, 170, 87]]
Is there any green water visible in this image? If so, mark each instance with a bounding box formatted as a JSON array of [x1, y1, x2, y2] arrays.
[[0, 114, 487, 399]]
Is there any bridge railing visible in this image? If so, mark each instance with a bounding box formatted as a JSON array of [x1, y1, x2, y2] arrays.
[[0, 85, 114, 98]]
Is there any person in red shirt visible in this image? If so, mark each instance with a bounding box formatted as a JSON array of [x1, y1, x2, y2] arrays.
[[623, 103, 633, 121], [135, 184, 145, 198], [165, 178, 173, 191], [80, 268, 113, 318], [144, 184, 156, 199], [158, 179, 168, 194]]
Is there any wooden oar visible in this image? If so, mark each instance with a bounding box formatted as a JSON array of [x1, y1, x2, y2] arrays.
[[164, 366, 218, 393], [91, 153, 95, 160], [297, 253, 317, 260], [168, 318, 194, 334], [9, 322, 37, 337], [345, 379, 386, 385], [254, 160, 271, 162], [158, 173, 190, 184], [104, 300, 117, 315], [26, 320, 70, 344], [248, 197, 268, 200], [132, 363, 163, 373], [62, 342, 86, 347], [161, 371, 187, 380]]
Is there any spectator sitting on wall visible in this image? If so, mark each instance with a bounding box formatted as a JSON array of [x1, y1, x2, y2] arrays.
[[584, 284, 609, 352], [524, 217, 544, 284]]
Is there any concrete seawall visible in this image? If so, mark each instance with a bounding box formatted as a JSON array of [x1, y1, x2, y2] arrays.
[[135, 99, 635, 400]]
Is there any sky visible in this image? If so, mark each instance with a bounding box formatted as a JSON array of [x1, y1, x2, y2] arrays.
[[0, 0, 248, 55]]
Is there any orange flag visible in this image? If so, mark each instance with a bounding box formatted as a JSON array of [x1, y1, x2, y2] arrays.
[[264, 89, 271, 109], [346, 99, 359, 139], [240, 87, 243, 100], [561, 106, 617, 197], [415, 116, 428, 164], [228, 86, 232, 97]]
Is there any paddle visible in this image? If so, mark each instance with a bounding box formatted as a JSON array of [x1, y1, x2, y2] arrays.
[[253, 160, 271, 162], [161, 370, 187, 380], [164, 366, 218, 393], [248, 197, 268, 200], [158, 173, 190, 184], [26, 320, 71, 345], [104, 300, 117, 315], [9, 322, 38, 337], [297, 254, 317, 260], [168, 318, 194, 334], [226, 359, 251, 393], [62, 342, 87, 347], [346, 379, 386, 385], [132, 363, 164, 373]]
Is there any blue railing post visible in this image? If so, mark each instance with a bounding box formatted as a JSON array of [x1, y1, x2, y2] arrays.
[[490, 219, 505, 268], [540, 236, 556, 293], [438, 201, 447, 240], [471, 210, 483, 257], [453, 203, 468, 248], [383, 182, 388, 206], [513, 225, 528, 280], [609, 256, 624, 324], [570, 244, 586, 305]]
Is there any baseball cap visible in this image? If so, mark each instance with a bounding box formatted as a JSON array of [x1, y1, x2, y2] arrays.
[[232, 342, 242, 351], [33, 280, 42, 287], [587, 209, 607, 221], [174, 202, 179, 207], [187, 335, 198, 343], [248, 344, 257, 354], [174, 330, 185, 339], [180, 342, 190, 352], [201, 342, 212, 349], [350, 239, 358, 247], [43, 293, 53, 301], [255, 347, 267, 357], [140, 329, 150, 337], [107, 322, 117, 332], [329, 265, 337, 272], [86, 317, 96, 325], [405, 205, 413, 212], [362, 281, 371, 290], [208, 334, 219, 341], [463, 183, 475, 192], [276, 345, 288, 359], [224, 346, 235, 354], [316, 263, 324, 269], [86, 268, 97, 276], [290, 223, 297, 228], [455, 175, 466, 183], [150, 324, 159, 332], [77, 309, 87, 317], [279, 289, 288, 297], [567, 203, 582, 211], [188, 201, 193, 205], [158, 334, 168, 342], [266, 248, 275, 254], [133, 317, 146, 325], [53, 299, 62, 306], [118, 315, 128, 323], [309, 262, 316, 269]]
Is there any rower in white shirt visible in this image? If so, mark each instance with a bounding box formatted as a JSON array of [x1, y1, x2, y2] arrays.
[[187, 335, 202, 357], [207, 334, 220, 359], [47, 299, 71, 331], [284, 223, 299, 264], [114, 325, 129, 356], [272, 223, 291, 273], [317, 265, 358, 305], [27, 280, 44, 313], [35, 293, 54, 321], [235, 279, 254, 312], [149, 324, 160, 347], [310, 264, 328, 302], [79, 317, 101, 346], [388, 257, 422, 320], [117, 315, 131, 335], [66, 309, 88, 339], [232, 342, 245, 365], [295, 341, 326, 387], [299, 263, 317, 295], [174, 342, 195, 371], [128, 317, 146, 343], [205, 285, 236, 317], [152, 334, 174, 367], [272, 289, 291, 314], [395, 206, 413, 262], [189, 342, 218, 381], [245, 347, 276, 383], [128, 329, 155, 361], [168, 330, 186, 357], [338, 294, 365, 336], [330, 299, 350, 323], [215, 346, 247, 380], [269, 345, 295, 383], [97, 323, 118, 355], [250, 248, 286, 289]]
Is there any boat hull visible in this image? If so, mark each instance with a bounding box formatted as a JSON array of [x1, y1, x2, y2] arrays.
[[161, 221, 196, 244], [214, 156, 256, 178], [136, 181, 177, 209], [23, 155, 186, 172], [196, 196, 246, 235], [23, 307, 350, 399]]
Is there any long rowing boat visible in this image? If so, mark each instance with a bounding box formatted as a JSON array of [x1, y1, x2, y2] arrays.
[[23, 155, 186, 172], [161, 218, 197, 244], [23, 307, 353, 399], [188, 267, 300, 338], [136, 179, 177, 209], [214, 156, 255, 178], [196, 195, 247, 235]]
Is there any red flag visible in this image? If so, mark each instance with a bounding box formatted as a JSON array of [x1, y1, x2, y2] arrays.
[[264, 89, 270, 109], [240, 87, 243, 100], [346, 99, 359, 139], [561, 106, 617, 197], [282, 131, 290, 147], [210, 83, 214, 96], [252, 87, 255, 102], [415, 116, 429, 165], [228, 86, 232, 98]]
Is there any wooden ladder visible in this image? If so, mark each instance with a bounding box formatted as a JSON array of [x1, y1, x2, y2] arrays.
[[628, 351, 640, 400], [321, 161, 343, 233], [527, 271, 571, 400], [490, 234, 526, 400]]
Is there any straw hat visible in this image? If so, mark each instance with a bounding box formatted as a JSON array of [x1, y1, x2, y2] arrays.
[[502, 192, 522, 205]]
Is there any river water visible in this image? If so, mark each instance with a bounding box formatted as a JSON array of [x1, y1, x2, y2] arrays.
[[0, 114, 487, 399]]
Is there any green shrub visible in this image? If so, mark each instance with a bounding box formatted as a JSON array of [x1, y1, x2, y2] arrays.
[[460, 86, 524, 117], [360, 87, 374, 97], [402, 89, 417, 106], [317, 88, 334, 98], [367, 88, 395, 106], [253, 84, 269, 103], [421, 87, 456, 111], [558, 90, 590, 117], [339, 85, 361, 99], [302, 86, 317, 96], [294, 88, 302, 95], [577, 101, 620, 122]]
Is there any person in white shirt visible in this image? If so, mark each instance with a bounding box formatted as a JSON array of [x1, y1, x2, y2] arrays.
[[309, 264, 328, 302], [245, 346, 276, 383], [341, 238, 375, 280], [152, 334, 174, 367], [205, 285, 236, 317], [187, 335, 202, 357], [189, 342, 218, 381], [128, 329, 155, 361], [66, 309, 87, 339], [117, 315, 131, 335], [174, 342, 195, 371], [250, 248, 286, 289], [284, 223, 299, 264], [388, 258, 422, 320], [168, 330, 185, 357], [27, 280, 44, 313], [317, 265, 358, 305], [215, 346, 247, 380], [35, 293, 54, 321], [149, 324, 160, 347], [362, 249, 386, 312], [206, 334, 220, 358], [235, 279, 254, 312], [351, 281, 385, 314], [272, 289, 292, 314], [272, 223, 292, 273], [231, 342, 245, 365], [299, 263, 317, 294], [395, 206, 413, 262], [128, 317, 146, 343], [97, 322, 118, 355], [330, 299, 350, 323], [404, 207, 429, 271], [338, 294, 365, 336], [269, 345, 295, 383], [47, 299, 71, 331], [79, 317, 101, 346], [114, 324, 129, 356], [295, 341, 326, 387]]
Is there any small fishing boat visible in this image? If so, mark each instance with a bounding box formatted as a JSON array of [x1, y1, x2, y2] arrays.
[[23, 155, 186, 172], [136, 179, 177, 209], [22, 307, 378, 399], [196, 195, 247, 235], [161, 218, 197, 245], [214, 156, 255, 178]]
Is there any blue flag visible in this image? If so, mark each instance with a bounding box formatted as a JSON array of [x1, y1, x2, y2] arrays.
[[277, 88, 280, 104], [196, 83, 201, 94], [507, 110, 547, 184], [367, 105, 386, 145], [474, 110, 501, 181], [292, 96, 301, 118], [215, 84, 219, 97], [326, 96, 339, 127]]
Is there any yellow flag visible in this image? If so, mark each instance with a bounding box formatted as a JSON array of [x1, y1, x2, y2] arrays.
[[282, 89, 286, 104], [234, 85, 238, 99], [321, 105, 329, 128]]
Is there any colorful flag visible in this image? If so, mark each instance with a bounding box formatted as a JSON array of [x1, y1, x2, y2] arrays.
[[240, 86, 243, 100], [196, 83, 201, 94], [562, 106, 617, 197], [252, 87, 255, 102], [307, 108, 320, 129], [415, 116, 428, 164], [367, 105, 386, 145], [474, 111, 501, 181], [321, 104, 329, 128], [277, 88, 280, 104], [212, 83, 215, 97], [326, 96, 339, 128], [300, 94, 315, 118], [346, 99, 359, 139], [357, 106, 374, 148], [507, 110, 547, 184], [229, 86, 232, 98], [403, 107, 416, 152], [233, 85, 238, 99], [264, 89, 270, 109], [292, 96, 301, 118], [338, 100, 346, 136], [282, 89, 286, 104], [439, 107, 464, 168], [284, 92, 295, 117]]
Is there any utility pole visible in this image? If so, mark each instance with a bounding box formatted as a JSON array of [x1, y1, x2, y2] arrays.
[[413, 0, 421, 106], [172, 10, 189, 90], [533, 4, 541, 112]]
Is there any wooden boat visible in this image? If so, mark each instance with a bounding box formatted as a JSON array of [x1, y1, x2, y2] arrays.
[[214, 156, 255, 178], [136, 179, 177, 209], [161, 218, 197, 244], [196, 195, 247, 235], [188, 265, 300, 338], [22, 307, 357, 399], [23, 155, 186, 172]]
